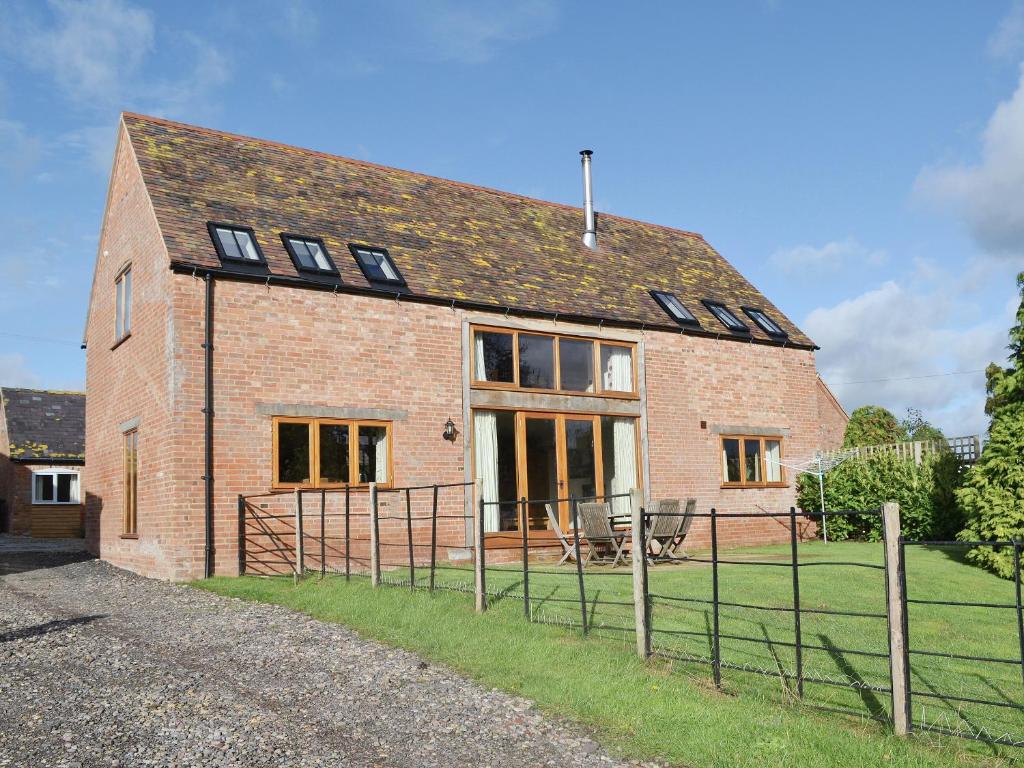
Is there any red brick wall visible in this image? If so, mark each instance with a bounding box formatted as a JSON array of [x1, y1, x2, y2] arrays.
[[84, 123, 185, 577], [816, 377, 849, 450]]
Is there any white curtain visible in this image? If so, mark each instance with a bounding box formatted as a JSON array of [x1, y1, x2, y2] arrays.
[[603, 347, 633, 391], [607, 417, 637, 517], [474, 333, 487, 382], [765, 440, 782, 482], [374, 430, 388, 483], [474, 411, 500, 532]]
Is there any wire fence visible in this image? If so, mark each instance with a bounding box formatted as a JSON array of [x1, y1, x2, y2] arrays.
[[237, 486, 1024, 749]]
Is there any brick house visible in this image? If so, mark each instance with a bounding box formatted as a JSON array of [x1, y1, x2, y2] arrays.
[[0, 388, 86, 538], [83, 113, 847, 581]]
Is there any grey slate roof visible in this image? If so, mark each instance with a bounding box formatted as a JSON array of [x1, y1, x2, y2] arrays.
[[1, 388, 85, 462]]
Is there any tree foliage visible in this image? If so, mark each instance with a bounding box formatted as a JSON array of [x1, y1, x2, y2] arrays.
[[956, 273, 1024, 578], [797, 451, 963, 541], [843, 405, 908, 447], [900, 407, 945, 443]]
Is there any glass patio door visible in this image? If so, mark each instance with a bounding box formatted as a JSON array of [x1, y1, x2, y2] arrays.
[[518, 413, 599, 534]]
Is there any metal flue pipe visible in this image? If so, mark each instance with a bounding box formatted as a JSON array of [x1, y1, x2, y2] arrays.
[[580, 150, 597, 249]]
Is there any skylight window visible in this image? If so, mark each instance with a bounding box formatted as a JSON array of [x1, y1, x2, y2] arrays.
[[349, 244, 405, 286], [702, 300, 749, 333], [742, 306, 787, 338], [282, 234, 337, 274], [650, 290, 699, 327], [207, 223, 265, 264]]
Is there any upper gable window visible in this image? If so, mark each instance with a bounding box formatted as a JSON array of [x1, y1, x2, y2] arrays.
[[281, 234, 337, 274], [742, 307, 787, 338], [650, 290, 699, 327], [208, 223, 265, 264], [702, 300, 748, 333], [349, 245, 405, 286], [115, 265, 132, 343]]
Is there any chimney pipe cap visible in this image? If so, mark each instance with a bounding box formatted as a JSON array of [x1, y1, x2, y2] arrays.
[[579, 149, 593, 157]]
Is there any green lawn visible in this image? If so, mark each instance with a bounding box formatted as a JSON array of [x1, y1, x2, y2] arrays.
[[196, 541, 1023, 767]]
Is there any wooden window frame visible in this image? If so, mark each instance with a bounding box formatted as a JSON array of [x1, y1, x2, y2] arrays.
[[114, 264, 132, 347], [272, 416, 393, 490], [30, 469, 81, 505], [122, 429, 138, 536], [720, 435, 786, 489], [470, 325, 638, 399]]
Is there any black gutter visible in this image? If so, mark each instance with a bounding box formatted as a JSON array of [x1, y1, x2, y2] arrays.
[[169, 263, 818, 352], [203, 273, 215, 578]]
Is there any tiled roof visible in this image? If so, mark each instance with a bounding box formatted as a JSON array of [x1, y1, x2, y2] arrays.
[[122, 113, 814, 348], [1, 388, 85, 461]]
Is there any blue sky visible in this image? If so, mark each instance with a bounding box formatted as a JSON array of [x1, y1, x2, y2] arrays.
[[1, 0, 1023, 436]]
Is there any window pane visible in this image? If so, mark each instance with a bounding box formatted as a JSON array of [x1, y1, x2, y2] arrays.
[[473, 331, 514, 383], [559, 338, 594, 392], [235, 231, 260, 260], [318, 423, 350, 484], [35, 474, 54, 502], [115, 277, 123, 339], [216, 228, 243, 259], [765, 440, 782, 482], [722, 439, 741, 483], [601, 344, 634, 392], [601, 416, 638, 518], [377, 253, 399, 281], [744, 439, 762, 483], [565, 419, 596, 501], [711, 304, 743, 330], [474, 410, 518, 532], [307, 241, 331, 270], [665, 294, 695, 322], [357, 249, 387, 281], [56, 473, 74, 503], [292, 239, 316, 269], [123, 269, 132, 334], [518, 334, 555, 389], [524, 417, 558, 530], [358, 426, 388, 484], [277, 422, 311, 484]]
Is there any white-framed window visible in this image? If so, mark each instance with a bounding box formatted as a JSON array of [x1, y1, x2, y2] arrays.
[[32, 470, 81, 504]]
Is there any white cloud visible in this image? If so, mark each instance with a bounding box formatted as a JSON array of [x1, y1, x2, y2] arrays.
[[807, 280, 1014, 437], [402, 0, 559, 63], [915, 65, 1024, 258], [0, 353, 42, 388], [19, 0, 155, 106], [770, 237, 886, 273], [989, 0, 1024, 59]]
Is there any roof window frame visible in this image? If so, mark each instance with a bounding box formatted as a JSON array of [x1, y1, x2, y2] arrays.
[[347, 243, 406, 287], [741, 306, 788, 338], [649, 290, 701, 328], [207, 222, 267, 266], [280, 233, 340, 276], [701, 299, 749, 333]]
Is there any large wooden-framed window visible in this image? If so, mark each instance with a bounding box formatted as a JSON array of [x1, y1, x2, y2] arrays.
[[721, 435, 785, 488], [114, 264, 132, 345], [122, 429, 138, 536], [272, 417, 392, 489], [471, 325, 637, 397]]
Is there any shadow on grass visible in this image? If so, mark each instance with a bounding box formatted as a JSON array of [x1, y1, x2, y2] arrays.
[[818, 634, 888, 721]]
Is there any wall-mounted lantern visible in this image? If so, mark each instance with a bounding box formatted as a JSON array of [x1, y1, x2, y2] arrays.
[[442, 418, 458, 442]]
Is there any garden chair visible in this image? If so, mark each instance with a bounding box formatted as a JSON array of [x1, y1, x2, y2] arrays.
[[647, 498, 696, 562], [577, 501, 630, 567], [545, 503, 575, 565]]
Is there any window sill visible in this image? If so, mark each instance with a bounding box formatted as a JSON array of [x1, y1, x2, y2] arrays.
[[120, 533, 139, 540], [470, 382, 640, 400], [31, 502, 82, 506], [111, 332, 132, 351]]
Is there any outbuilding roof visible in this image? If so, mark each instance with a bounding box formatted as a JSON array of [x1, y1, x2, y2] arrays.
[[1, 388, 85, 462], [120, 112, 814, 348]]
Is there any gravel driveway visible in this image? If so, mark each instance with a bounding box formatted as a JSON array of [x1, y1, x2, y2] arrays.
[[0, 550, 641, 768]]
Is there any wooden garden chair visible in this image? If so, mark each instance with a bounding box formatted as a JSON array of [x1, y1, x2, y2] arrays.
[[545, 503, 575, 565], [577, 501, 629, 567], [647, 498, 696, 562]]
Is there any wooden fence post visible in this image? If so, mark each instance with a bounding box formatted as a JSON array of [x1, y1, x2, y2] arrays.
[[369, 482, 381, 587], [883, 501, 910, 736], [631, 488, 650, 658], [294, 489, 305, 582], [237, 495, 246, 576], [473, 479, 486, 613]]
